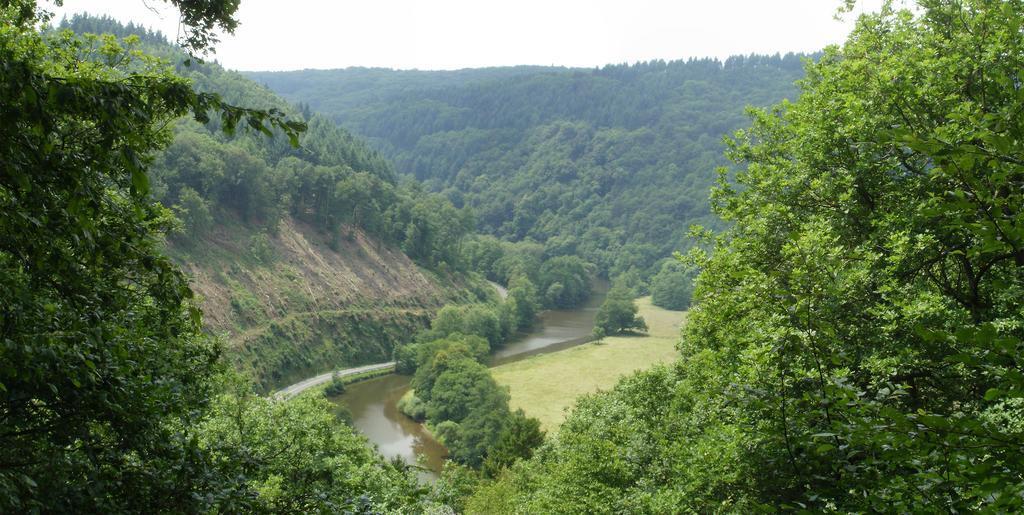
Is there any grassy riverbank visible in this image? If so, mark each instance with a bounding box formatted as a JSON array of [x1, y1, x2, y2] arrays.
[[491, 297, 685, 432]]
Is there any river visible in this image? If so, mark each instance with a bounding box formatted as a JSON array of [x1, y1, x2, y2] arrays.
[[328, 282, 606, 481]]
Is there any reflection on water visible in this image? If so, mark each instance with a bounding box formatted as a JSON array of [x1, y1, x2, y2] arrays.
[[332, 280, 608, 482], [490, 289, 604, 365], [330, 374, 446, 482]]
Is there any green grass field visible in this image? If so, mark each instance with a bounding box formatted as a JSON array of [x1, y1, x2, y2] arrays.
[[491, 297, 685, 433]]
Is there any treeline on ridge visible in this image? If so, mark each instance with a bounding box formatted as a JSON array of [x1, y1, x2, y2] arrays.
[[249, 54, 807, 284], [1, 8, 461, 511], [467, 2, 1024, 512], [60, 14, 475, 272]]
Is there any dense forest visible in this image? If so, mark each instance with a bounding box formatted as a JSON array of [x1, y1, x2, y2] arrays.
[[249, 56, 807, 283], [49, 14, 501, 391], [0, 9, 588, 510], [3, 0, 1023, 512], [0, 4, 435, 510], [468, 1, 1024, 511], [56, 16, 477, 272]]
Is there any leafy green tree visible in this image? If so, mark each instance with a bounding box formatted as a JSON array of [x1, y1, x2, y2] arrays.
[[155, 131, 226, 200], [492, 240, 543, 284], [323, 372, 346, 396], [506, 275, 541, 328], [214, 144, 272, 221], [462, 234, 505, 280], [430, 463, 482, 513], [393, 343, 420, 375], [173, 185, 213, 240], [248, 230, 274, 263], [538, 255, 592, 308], [649, 259, 694, 310], [449, 404, 511, 467], [426, 359, 503, 422], [0, 2, 302, 511], [610, 267, 648, 297], [334, 171, 382, 232], [197, 387, 424, 512], [681, 1, 1024, 508], [431, 304, 503, 348], [594, 285, 647, 336], [482, 409, 545, 478], [410, 336, 489, 403], [470, 1, 1024, 512], [401, 194, 474, 268], [405, 331, 521, 467]]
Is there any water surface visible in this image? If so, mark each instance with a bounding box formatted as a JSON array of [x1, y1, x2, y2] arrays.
[[331, 281, 608, 481], [333, 374, 444, 482]]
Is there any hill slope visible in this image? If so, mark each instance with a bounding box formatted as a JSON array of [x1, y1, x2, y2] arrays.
[[248, 58, 807, 278], [167, 214, 480, 391], [60, 15, 485, 391]]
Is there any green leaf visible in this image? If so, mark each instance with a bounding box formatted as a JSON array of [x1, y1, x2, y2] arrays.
[[131, 167, 149, 196]]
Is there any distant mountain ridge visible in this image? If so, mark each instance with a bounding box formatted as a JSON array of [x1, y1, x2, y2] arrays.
[[247, 55, 809, 279], [247, 65, 573, 116]]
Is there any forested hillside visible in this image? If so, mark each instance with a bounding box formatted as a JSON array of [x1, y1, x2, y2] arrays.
[[7, 1, 1023, 512], [249, 58, 806, 278], [469, 2, 1024, 512], [57, 14, 487, 390], [0, 4, 460, 509]]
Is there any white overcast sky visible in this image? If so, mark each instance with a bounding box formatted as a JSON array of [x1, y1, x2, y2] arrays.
[[47, 0, 886, 71]]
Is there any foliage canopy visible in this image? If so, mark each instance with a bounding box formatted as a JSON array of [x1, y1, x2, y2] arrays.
[[249, 55, 808, 280], [471, 1, 1024, 511], [0, 5, 430, 511]]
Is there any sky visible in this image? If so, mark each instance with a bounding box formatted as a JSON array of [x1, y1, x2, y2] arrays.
[[48, 0, 886, 72]]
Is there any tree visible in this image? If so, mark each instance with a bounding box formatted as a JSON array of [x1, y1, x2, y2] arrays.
[[393, 343, 420, 375], [450, 406, 511, 467], [594, 285, 647, 336], [410, 335, 489, 403], [426, 359, 498, 422], [538, 255, 591, 308], [248, 230, 274, 263], [472, 1, 1024, 511], [173, 185, 213, 240], [431, 304, 503, 348], [685, 1, 1024, 508], [405, 331, 522, 468], [506, 275, 541, 329], [196, 387, 424, 513], [323, 371, 346, 396], [430, 463, 482, 513], [482, 410, 545, 478], [334, 171, 380, 232], [650, 259, 694, 310], [0, 3, 302, 511]]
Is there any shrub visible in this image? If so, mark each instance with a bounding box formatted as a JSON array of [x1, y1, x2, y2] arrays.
[[324, 372, 346, 397]]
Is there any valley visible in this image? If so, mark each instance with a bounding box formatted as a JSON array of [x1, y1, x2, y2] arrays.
[[5, 2, 1022, 513], [248, 59, 806, 280], [309, 288, 684, 479], [492, 297, 685, 432], [324, 281, 611, 480]]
